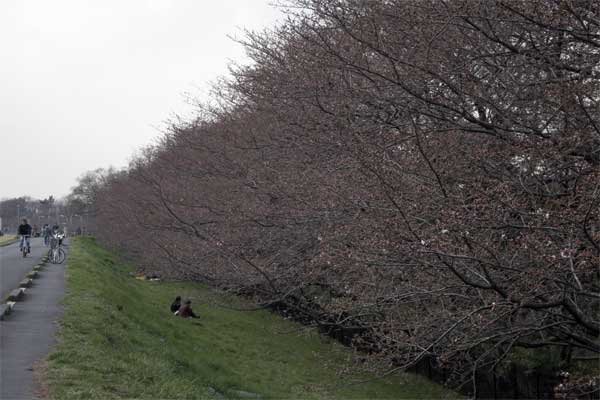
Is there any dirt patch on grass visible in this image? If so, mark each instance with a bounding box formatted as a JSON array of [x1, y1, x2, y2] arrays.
[[33, 359, 50, 399]]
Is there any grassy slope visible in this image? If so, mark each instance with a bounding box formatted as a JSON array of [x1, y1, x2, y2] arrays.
[[47, 238, 456, 399], [0, 235, 17, 246]]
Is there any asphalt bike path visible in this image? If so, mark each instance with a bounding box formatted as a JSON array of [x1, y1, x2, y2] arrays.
[[1, 238, 47, 300], [0, 238, 66, 400]]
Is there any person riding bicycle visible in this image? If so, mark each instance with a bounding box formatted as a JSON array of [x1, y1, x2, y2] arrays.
[[18, 218, 32, 253]]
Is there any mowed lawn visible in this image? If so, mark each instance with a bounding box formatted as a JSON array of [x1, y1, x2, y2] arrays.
[[47, 238, 456, 399]]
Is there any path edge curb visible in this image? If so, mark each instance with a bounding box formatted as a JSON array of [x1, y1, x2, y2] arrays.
[[1, 256, 47, 321]]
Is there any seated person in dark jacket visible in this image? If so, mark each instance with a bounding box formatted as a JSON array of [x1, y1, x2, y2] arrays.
[[176, 300, 199, 318], [170, 296, 181, 314]]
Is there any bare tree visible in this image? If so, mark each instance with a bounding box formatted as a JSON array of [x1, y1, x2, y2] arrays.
[[82, 0, 599, 395]]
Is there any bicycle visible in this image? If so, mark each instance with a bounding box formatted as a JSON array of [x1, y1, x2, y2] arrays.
[[48, 234, 66, 264], [19, 235, 31, 258]]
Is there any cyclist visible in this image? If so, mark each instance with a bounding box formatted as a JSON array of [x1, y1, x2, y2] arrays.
[[18, 218, 32, 254]]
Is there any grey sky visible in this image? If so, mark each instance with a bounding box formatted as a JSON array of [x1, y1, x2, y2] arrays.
[[0, 0, 281, 200]]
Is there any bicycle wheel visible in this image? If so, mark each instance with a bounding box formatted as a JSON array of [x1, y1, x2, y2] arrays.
[[48, 248, 58, 264], [57, 248, 66, 264]]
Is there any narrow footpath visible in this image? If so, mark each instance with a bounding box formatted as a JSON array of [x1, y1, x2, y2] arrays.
[[1, 238, 48, 300], [0, 239, 66, 400]]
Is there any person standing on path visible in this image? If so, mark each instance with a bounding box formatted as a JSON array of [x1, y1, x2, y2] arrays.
[[43, 224, 51, 246]]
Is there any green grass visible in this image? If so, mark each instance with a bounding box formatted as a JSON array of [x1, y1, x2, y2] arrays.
[[0, 235, 17, 246], [47, 238, 456, 399]]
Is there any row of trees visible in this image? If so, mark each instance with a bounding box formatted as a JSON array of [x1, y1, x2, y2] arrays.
[[85, 0, 599, 395], [0, 195, 89, 234]]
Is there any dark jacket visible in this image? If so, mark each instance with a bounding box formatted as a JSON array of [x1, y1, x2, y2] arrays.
[[170, 300, 181, 314], [18, 224, 32, 236]]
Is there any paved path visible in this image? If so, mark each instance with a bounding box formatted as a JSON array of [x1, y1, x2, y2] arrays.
[[0, 240, 66, 400], [1, 238, 48, 300]]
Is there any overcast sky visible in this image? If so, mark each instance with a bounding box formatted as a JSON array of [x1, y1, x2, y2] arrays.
[[0, 0, 282, 200]]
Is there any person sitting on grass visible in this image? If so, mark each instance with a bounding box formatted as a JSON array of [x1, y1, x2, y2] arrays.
[[176, 299, 199, 319], [170, 296, 181, 314]]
